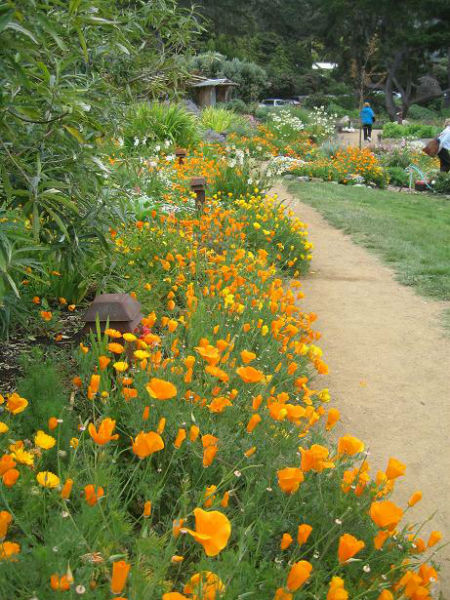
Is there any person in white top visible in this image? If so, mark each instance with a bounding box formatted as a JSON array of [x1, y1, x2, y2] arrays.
[[437, 118, 450, 172]]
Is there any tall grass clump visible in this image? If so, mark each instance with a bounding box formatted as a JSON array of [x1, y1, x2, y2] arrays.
[[125, 102, 200, 147], [200, 107, 245, 133]]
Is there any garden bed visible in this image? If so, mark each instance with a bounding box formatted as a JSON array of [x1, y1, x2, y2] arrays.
[[1, 147, 443, 599]]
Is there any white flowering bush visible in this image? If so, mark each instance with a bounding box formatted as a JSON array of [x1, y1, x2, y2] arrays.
[[308, 106, 338, 142], [267, 109, 305, 141]]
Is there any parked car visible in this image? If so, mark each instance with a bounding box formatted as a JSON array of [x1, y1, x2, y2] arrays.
[[258, 98, 288, 108]]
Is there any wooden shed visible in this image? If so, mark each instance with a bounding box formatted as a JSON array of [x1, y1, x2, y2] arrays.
[[191, 78, 239, 107]]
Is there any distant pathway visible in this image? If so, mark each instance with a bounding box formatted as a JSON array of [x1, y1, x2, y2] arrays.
[[272, 182, 450, 593]]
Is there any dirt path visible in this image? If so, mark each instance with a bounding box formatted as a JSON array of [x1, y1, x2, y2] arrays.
[[272, 182, 450, 593]]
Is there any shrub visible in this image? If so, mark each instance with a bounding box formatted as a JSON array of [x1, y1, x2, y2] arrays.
[[431, 171, 450, 194], [266, 108, 306, 142], [408, 104, 438, 121], [200, 107, 245, 133], [380, 147, 415, 169], [386, 166, 410, 187], [307, 106, 338, 142], [217, 99, 248, 113], [382, 122, 439, 139], [124, 102, 199, 147]]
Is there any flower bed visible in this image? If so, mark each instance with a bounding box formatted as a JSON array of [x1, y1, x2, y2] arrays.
[[0, 151, 441, 599], [289, 146, 389, 188]]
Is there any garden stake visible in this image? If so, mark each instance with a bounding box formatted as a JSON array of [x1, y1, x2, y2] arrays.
[[175, 148, 187, 164], [190, 176, 207, 212]]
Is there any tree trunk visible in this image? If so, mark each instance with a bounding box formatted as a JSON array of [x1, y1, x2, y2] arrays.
[[385, 76, 398, 121]]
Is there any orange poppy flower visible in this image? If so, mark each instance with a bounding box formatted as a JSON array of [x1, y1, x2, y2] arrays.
[[98, 356, 111, 370], [173, 518, 185, 538], [146, 378, 177, 400], [2, 468, 19, 488], [300, 444, 334, 473], [385, 457, 406, 480], [50, 574, 72, 591], [61, 478, 73, 500], [338, 533, 365, 563], [370, 500, 403, 530], [240, 350, 256, 364], [5, 393, 28, 415], [205, 365, 229, 382], [337, 435, 365, 456], [286, 560, 313, 591], [374, 530, 390, 550], [183, 571, 225, 598], [195, 345, 221, 366], [208, 396, 232, 413], [408, 491, 422, 507], [88, 418, 119, 445], [427, 531, 442, 547], [277, 467, 304, 494], [174, 428, 187, 449], [163, 593, 189, 600], [108, 342, 125, 354], [111, 560, 131, 594], [0, 511, 12, 539], [246, 413, 261, 433], [280, 533, 293, 550], [48, 417, 59, 430], [377, 591, 393, 600], [143, 500, 152, 518], [297, 524, 313, 546], [236, 366, 264, 383], [419, 563, 438, 584], [183, 508, 231, 556], [189, 424, 200, 442], [132, 431, 164, 459], [84, 484, 104, 506], [327, 577, 348, 600], [105, 328, 122, 338], [0, 541, 20, 561], [326, 408, 340, 430]]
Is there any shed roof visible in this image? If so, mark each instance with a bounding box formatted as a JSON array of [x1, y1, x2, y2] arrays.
[[191, 78, 238, 88]]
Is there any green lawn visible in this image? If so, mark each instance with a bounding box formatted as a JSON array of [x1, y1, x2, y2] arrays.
[[287, 181, 450, 301]]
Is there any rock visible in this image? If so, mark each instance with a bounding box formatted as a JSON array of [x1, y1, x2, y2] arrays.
[[182, 99, 201, 115], [202, 129, 226, 143], [297, 176, 310, 182]]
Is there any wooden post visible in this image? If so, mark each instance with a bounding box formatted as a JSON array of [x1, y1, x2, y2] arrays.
[[190, 177, 207, 212]]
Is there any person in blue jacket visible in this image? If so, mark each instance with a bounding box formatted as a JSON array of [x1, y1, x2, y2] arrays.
[[360, 102, 375, 141]]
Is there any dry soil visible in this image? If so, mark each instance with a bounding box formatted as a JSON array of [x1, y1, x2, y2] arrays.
[[272, 182, 450, 595]]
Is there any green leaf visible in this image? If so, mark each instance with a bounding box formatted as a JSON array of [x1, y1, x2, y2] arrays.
[[63, 125, 85, 144], [5, 21, 38, 44], [0, 9, 14, 32], [69, 0, 82, 15], [0, 165, 14, 205], [115, 42, 130, 55], [76, 25, 88, 62]]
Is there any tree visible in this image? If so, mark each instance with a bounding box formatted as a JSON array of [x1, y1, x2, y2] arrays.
[[315, 0, 450, 119]]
